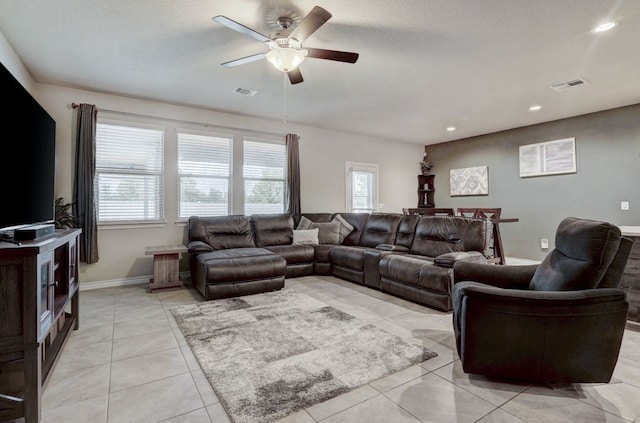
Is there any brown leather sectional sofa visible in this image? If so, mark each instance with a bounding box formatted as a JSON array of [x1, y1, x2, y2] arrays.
[[187, 212, 488, 311]]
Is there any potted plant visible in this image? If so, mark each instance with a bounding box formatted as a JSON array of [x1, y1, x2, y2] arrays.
[[419, 152, 434, 175], [54, 197, 78, 229]]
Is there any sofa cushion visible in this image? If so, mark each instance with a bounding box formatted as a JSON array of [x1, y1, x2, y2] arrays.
[[359, 214, 403, 248], [294, 213, 334, 228], [188, 215, 255, 250], [292, 229, 319, 245], [433, 251, 487, 268], [529, 217, 621, 291], [252, 214, 294, 247], [312, 244, 335, 263], [196, 248, 286, 283], [395, 215, 421, 249], [330, 246, 367, 270], [376, 244, 410, 253], [410, 216, 486, 257], [336, 213, 370, 245], [265, 244, 315, 264], [379, 254, 451, 293], [310, 221, 341, 244]]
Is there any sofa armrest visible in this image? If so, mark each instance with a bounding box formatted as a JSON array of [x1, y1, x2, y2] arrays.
[[454, 282, 628, 308], [433, 251, 487, 268], [376, 244, 410, 253], [187, 240, 213, 254], [453, 261, 537, 289]]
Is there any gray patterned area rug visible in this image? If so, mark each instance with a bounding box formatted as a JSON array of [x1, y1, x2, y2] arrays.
[[171, 288, 437, 423]]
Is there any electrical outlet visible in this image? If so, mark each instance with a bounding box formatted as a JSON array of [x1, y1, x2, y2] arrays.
[[378, 203, 385, 210], [621, 201, 629, 211], [540, 238, 549, 249]]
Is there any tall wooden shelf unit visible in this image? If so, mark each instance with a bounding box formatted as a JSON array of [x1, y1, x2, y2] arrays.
[[0, 228, 81, 423], [417, 174, 435, 208]]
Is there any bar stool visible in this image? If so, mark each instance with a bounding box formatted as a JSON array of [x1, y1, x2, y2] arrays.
[[475, 208, 503, 264], [456, 208, 478, 218], [420, 208, 455, 216]]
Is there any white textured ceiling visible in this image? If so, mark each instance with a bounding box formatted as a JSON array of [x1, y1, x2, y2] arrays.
[[1, 0, 639, 144]]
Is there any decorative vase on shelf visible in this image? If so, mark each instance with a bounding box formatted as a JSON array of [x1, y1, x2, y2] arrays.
[[419, 161, 433, 175], [419, 152, 434, 175]]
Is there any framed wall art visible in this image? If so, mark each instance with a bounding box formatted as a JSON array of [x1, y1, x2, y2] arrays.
[[450, 166, 489, 196], [519, 137, 576, 177]]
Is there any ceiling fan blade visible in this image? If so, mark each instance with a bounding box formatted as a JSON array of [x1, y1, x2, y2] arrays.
[[213, 15, 271, 44], [288, 68, 303, 84], [288, 6, 332, 43], [221, 53, 266, 67], [306, 48, 359, 63]]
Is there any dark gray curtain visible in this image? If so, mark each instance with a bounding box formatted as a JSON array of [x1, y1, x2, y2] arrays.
[[73, 103, 99, 264], [285, 133, 301, 214]]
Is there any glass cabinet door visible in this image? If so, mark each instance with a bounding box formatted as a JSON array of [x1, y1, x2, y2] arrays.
[[37, 251, 54, 339], [68, 237, 77, 292]]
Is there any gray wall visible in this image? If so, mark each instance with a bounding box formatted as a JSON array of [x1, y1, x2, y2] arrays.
[[426, 103, 640, 261]]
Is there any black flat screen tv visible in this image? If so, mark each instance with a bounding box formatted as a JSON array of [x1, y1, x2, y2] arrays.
[[1, 61, 56, 232]]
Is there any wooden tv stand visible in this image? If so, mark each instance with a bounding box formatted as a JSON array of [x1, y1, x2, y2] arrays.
[[0, 229, 81, 423]]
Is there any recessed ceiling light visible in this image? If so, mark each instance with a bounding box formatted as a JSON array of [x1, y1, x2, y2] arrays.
[[592, 21, 617, 33], [446, 126, 456, 132], [528, 105, 542, 112]]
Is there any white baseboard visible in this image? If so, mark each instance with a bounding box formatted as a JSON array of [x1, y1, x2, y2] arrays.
[[79, 271, 191, 291], [79, 276, 149, 291], [505, 257, 541, 265]]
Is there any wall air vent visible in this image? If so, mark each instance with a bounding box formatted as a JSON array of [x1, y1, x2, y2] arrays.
[[549, 78, 588, 92], [234, 87, 257, 96]]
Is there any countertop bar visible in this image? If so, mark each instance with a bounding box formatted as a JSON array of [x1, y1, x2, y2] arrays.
[[619, 226, 640, 236]]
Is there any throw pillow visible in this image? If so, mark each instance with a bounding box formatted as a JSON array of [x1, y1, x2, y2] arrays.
[[310, 221, 341, 245], [296, 216, 314, 230], [292, 229, 319, 245], [332, 214, 355, 243]]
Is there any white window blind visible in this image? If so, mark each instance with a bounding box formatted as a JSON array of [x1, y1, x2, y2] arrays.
[[243, 139, 286, 215], [346, 162, 378, 213], [178, 131, 232, 218], [95, 121, 164, 223]]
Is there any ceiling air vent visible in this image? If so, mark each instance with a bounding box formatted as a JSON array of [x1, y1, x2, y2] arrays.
[[234, 87, 257, 96], [549, 78, 588, 92]]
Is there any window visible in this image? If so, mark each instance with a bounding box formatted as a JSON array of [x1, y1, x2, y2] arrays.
[[243, 139, 286, 215], [346, 162, 378, 213], [95, 120, 164, 224], [178, 130, 232, 218]]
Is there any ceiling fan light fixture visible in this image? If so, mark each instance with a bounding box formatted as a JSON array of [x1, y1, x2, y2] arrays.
[[266, 47, 307, 72], [214, 6, 358, 84], [592, 21, 617, 33]]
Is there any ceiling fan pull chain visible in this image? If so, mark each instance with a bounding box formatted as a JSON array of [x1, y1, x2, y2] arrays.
[[283, 72, 288, 124]]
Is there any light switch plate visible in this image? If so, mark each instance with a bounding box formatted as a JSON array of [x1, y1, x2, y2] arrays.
[[541, 238, 549, 249], [621, 201, 629, 210]]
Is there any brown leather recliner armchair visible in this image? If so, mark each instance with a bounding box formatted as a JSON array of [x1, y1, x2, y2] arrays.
[[452, 217, 632, 384]]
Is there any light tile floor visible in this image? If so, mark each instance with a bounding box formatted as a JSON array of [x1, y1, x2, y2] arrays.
[[11, 275, 640, 423]]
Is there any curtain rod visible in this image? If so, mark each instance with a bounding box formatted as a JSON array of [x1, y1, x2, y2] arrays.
[[71, 103, 286, 138]]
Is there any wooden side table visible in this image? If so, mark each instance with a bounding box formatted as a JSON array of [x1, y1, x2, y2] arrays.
[[145, 245, 188, 291]]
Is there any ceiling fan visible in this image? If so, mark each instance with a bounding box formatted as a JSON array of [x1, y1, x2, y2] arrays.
[[213, 5, 359, 84]]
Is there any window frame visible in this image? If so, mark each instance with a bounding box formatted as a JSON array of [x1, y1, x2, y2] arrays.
[[95, 118, 166, 227], [176, 128, 234, 219], [345, 161, 379, 213], [242, 136, 288, 216]]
